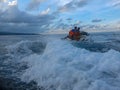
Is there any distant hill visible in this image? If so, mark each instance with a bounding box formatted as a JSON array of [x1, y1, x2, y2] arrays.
[[0, 32, 40, 35]]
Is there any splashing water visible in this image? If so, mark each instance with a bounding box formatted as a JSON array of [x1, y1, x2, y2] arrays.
[[0, 33, 120, 90]]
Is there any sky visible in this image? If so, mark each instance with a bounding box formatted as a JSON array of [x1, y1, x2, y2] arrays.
[[0, 0, 120, 33]]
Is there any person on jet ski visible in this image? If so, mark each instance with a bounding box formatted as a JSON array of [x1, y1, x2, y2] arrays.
[[64, 26, 80, 41], [69, 26, 78, 40]]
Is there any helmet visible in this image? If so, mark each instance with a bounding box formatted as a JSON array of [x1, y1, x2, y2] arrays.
[[74, 26, 77, 29]]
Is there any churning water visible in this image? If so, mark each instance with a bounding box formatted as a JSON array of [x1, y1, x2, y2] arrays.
[[0, 32, 120, 90]]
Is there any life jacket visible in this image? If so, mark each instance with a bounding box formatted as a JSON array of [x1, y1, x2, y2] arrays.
[[69, 30, 74, 37], [75, 30, 80, 36], [75, 31, 80, 40], [69, 29, 80, 40]]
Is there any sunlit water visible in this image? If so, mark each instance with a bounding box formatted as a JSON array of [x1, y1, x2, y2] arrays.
[[0, 32, 120, 90]]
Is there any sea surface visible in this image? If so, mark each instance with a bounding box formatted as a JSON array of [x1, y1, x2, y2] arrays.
[[0, 32, 120, 90]]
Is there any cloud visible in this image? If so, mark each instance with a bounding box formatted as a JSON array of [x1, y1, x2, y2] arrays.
[[1, 6, 54, 24], [1, 0, 120, 33], [92, 19, 103, 23], [117, 21, 120, 24], [81, 24, 109, 32], [0, 0, 7, 3], [0, 0, 17, 6], [27, 0, 46, 11], [8, 0, 17, 6], [40, 8, 50, 15], [75, 20, 82, 25], [58, 0, 72, 6], [66, 18, 72, 21], [108, 0, 120, 8], [0, 0, 8, 12], [0, 0, 17, 12], [81, 22, 120, 32], [58, 0, 89, 12], [0, 5, 56, 33]]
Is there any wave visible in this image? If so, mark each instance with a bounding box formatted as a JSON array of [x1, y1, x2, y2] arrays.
[[6, 40, 46, 59], [0, 40, 46, 80], [19, 39, 120, 90]]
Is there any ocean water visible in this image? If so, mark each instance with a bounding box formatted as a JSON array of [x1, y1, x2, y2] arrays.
[[0, 32, 120, 90]]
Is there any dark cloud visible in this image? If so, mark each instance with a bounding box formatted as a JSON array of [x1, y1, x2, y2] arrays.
[[26, 0, 46, 11], [92, 19, 103, 23], [66, 18, 72, 21], [0, 5, 56, 33], [59, 0, 89, 12]]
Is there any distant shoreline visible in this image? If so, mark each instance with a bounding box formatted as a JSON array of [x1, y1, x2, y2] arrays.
[[0, 32, 40, 35]]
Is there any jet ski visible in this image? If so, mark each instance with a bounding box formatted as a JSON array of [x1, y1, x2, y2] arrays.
[[61, 31, 93, 42]]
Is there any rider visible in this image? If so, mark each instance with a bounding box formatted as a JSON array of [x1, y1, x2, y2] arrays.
[[64, 26, 81, 41], [69, 26, 77, 40]]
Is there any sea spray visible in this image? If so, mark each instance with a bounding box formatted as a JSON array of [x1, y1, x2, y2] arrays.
[[21, 39, 120, 90]]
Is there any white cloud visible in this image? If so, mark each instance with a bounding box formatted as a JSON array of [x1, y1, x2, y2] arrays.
[[0, 0, 17, 6], [0, 0, 17, 12], [58, 0, 72, 6], [108, 0, 120, 8], [58, 0, 89, 12], [8, 0, 17, 6], [40, 8, 50, 15]]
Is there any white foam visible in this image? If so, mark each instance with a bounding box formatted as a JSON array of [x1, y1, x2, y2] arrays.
[[20, 39, 120, 90], [6, 40, 46, 60]]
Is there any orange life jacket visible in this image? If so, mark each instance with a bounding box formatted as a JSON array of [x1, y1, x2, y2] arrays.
[[69, 30, 74, 37], [75, 31, 80, 36], [69, 30, 81, 40]]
